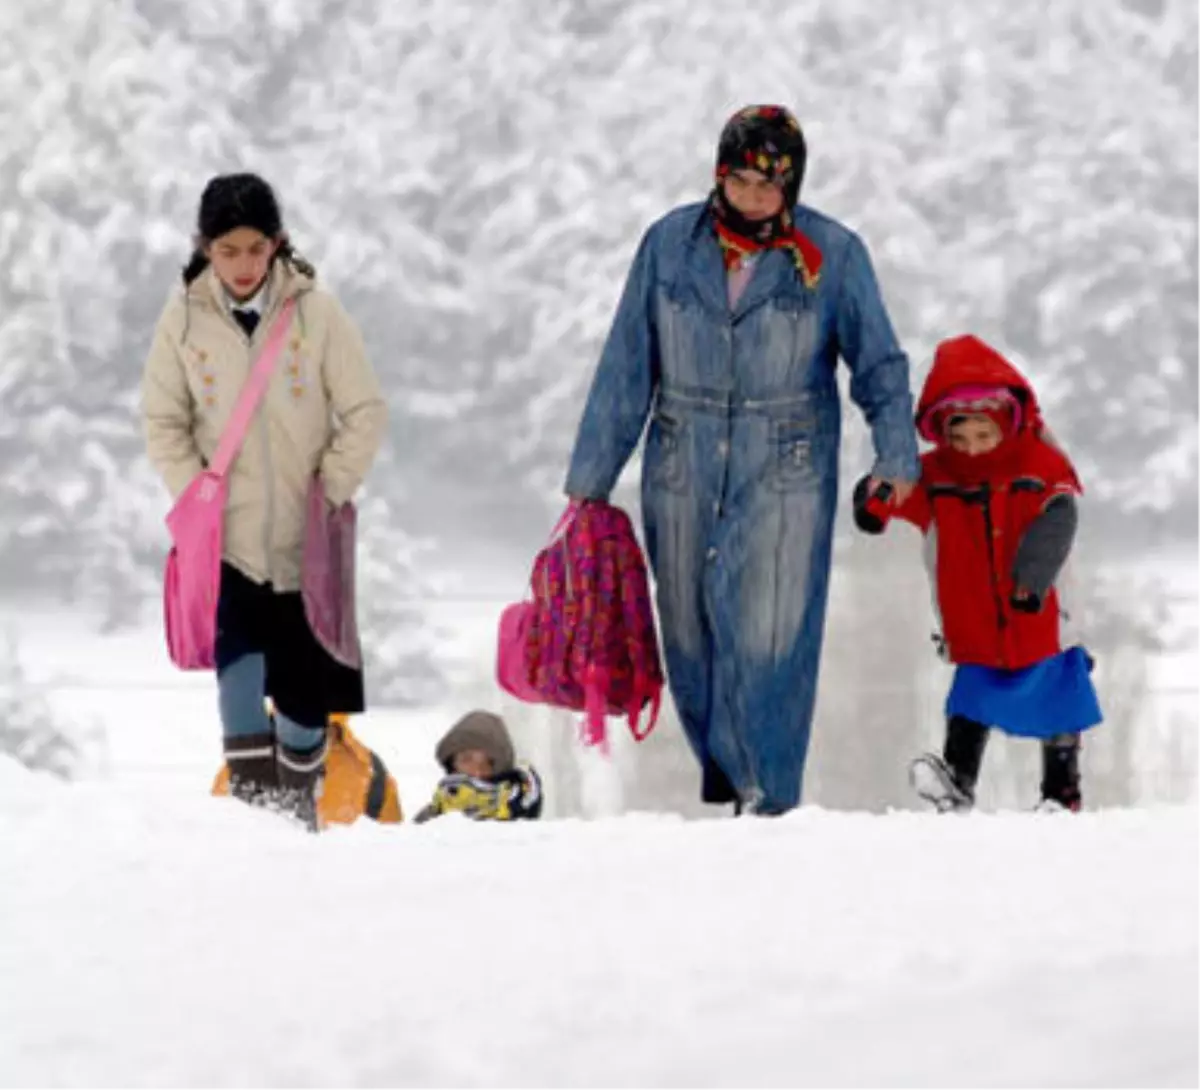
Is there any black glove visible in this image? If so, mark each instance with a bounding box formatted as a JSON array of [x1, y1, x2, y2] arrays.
[[852, 476, 893, 535], [1010, 591, 1043, 614]]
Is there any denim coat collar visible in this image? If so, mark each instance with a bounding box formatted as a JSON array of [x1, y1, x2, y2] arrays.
[[680, 205, 806, 324]]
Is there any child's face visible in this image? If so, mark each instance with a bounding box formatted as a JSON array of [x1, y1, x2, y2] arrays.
[[946, 414, 1003, 457], [204, 226, 280, 301], [452, 748, 495, 779]]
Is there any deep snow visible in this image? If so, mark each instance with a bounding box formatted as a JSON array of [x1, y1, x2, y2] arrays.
[[2, 755, 1195, 1088], [2, 579, 1197, 1087]]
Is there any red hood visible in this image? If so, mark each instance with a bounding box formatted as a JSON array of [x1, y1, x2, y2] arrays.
[[916, 334, 1082, 492], [916, 335, 1041, 432]]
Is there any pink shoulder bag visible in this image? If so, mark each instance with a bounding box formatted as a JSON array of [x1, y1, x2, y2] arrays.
[[162, 300, 296, 670]]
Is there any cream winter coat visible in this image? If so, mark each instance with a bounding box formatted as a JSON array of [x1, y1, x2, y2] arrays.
[[141, 261, 387, 591]]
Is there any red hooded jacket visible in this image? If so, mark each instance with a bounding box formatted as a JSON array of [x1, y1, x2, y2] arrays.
[[889, 335, 1081, 670]]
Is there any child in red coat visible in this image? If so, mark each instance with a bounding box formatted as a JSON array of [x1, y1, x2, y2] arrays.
[[854, 334, 1102, 812]]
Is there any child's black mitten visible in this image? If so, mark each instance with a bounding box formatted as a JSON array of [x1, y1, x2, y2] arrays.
[[852, 476, 893, 534]]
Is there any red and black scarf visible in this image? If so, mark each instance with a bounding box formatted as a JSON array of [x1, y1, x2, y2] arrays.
[[709, 105, 823, 289]]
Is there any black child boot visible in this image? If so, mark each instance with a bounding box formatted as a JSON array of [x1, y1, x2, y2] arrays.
[[224, 733, 279, 806], [911, 716, 990, 812], [276, 734, 328, 832], [1039, 733, 1082, 812], [945, 716, 990, 800]]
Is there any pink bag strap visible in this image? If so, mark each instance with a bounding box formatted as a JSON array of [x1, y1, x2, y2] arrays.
[[535, 501, 582, 602], [209, 299, 297, 479], [547, 500, 580, 545], [626, 680, 661, 742], [582, 663, 609, 751]]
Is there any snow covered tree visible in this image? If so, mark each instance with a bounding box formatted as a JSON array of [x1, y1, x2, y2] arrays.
[[0, 0, 1192, 750]]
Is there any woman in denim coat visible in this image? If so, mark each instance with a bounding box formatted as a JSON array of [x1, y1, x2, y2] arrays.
[[565, 106, 920, 814]]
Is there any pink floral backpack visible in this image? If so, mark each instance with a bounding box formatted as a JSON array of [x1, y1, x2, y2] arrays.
[[497, 501, 664, 748]]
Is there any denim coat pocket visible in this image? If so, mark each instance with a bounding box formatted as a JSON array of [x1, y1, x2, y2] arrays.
[[645, 410, 689, 495], [766, 416, 821, 493]]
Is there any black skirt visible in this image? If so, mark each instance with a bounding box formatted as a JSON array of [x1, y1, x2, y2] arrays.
[[214, 562, 366, 726]]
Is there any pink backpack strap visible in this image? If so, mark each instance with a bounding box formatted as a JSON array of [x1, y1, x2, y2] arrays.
[[625, 682, 661, 742], [575, 505, 610, 750], [535, 501, 580, 601], [549, 501, 580, 540], [612, 514, 661, 742], [582, 662, 609, 750], [208, 299, 297, 479]]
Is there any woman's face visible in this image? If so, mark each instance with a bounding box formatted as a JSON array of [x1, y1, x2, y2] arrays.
[[722, 168, 785, 221], [204, 227, 280, 301]]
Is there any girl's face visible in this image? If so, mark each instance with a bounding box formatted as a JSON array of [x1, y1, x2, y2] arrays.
[[722, 168, 785, 221], [204, 227, 280, 301], [946, 414, 1003, 457], [452, 748, 495, 780]]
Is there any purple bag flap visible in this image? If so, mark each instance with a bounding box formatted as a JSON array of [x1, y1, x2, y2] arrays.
[[301, 475, 362, 670]]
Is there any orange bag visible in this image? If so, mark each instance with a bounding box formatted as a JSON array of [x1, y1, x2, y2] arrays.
[[213, 714, 402, 825]]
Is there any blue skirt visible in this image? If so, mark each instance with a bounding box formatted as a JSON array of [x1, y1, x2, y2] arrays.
[[945, 646, 1103, 739]]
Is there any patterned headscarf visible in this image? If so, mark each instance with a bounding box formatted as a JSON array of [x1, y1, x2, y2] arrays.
[[709, 105, 822, 288]]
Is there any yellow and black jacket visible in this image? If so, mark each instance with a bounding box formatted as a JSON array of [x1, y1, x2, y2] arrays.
[[413, 766, 543, 824]]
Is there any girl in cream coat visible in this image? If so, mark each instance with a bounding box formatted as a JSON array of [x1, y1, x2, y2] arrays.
[[142, 173, 386, 828]]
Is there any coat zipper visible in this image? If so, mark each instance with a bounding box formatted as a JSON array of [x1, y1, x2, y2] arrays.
[[980, 484, 1009, 663], [238, 314, 275, 588], [259, 397, 275, 586], [219, 281, 278, 587], [714, 313, 757, 803], [256, 317, 277, 587]]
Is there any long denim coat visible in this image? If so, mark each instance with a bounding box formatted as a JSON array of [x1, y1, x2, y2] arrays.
[[565, 202, 919, 811]]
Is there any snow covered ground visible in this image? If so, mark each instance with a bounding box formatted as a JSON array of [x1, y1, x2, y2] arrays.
[[3, 599, 1198, 1087], [2, 755, 1195, 1088]]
